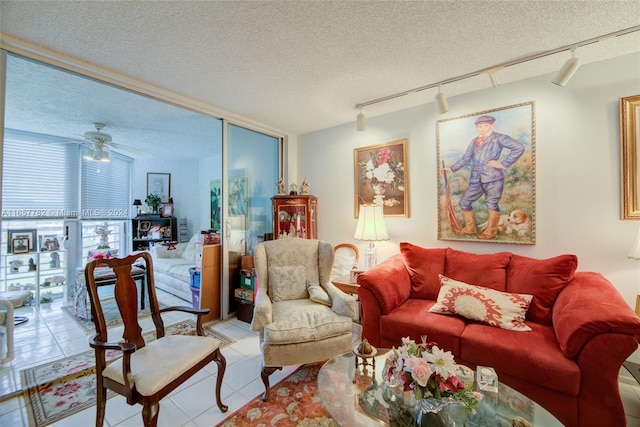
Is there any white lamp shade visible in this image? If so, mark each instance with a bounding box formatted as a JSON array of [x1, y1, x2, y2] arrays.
[[552, 57, 581, 87], [354, 204, 389, 241], [629, 225, 640, 260]]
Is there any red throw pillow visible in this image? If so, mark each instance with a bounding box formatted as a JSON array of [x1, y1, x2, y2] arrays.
[[507, 254, 578, 325], [444, 248, 512, 291], [400, 242, 446, 300]]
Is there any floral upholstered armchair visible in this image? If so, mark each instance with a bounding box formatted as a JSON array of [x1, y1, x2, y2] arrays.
[[251, 238, 357, 400]]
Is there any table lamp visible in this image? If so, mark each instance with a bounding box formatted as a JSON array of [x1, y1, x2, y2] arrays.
[[354, 204, 389, 270], [132, 199, 142, 216]]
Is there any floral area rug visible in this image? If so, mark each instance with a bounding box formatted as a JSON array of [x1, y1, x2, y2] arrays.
[[21, 320, 235, 427], [61, 297, 161, 333], [216, 362, 338, 427]]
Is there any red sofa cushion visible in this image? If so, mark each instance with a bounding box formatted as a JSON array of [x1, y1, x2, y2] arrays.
[[400, 242, 446, 300], [506, 254, 578, 325], [460, 323, 580, 396], [444, 248, 512, 291], [380, 299, 467, 355]]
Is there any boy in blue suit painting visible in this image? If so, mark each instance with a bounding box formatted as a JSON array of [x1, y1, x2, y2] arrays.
[[443, 115, 524, 239]]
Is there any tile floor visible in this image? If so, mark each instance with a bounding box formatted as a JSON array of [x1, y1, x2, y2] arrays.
[[0, 290, 639, 426]]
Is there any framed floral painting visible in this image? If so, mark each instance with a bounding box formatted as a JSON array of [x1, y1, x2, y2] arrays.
[[354, 139, 408, 218], [437, 101, 535, 244]]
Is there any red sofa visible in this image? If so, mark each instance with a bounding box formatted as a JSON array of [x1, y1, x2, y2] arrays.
[[357, 243, 640, 427]]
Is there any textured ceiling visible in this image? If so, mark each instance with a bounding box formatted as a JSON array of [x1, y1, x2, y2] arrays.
[[1, 1, 639, 155]]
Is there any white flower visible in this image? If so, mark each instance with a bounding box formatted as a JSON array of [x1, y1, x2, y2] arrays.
[[425, 346, 456, 379], [372, 163, 395, 184]]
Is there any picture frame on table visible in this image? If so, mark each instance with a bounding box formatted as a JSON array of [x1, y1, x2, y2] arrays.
[[7, 229, 37, 253], [147, 172, 171, 203], [621, 94, 640, 219], [354, 139, 409, 218], [12, 237, 30, 254], [437, 101, 536, 245], [161, 204, 174, 218]]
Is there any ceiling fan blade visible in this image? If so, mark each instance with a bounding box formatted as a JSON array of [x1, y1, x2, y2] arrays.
[[108, 141, 152, 157]]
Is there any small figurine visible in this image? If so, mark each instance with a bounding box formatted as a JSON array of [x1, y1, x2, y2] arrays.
[[28, 258, 37, 271], [300, 178, 310, 195], [277, 177, 286, 194], [49, 252, 60, 268], [10, 260, 23, 273]]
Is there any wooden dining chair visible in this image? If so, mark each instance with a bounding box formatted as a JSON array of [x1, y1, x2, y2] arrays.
[[84, 252, 227, 427]]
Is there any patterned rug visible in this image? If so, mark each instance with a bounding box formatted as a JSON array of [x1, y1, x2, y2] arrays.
[[216, 362, 338, 427], [21, 320, 235, 427], [61, 297, 161, 332]]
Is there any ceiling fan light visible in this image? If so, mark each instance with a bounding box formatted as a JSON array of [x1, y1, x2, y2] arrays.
[[100, 149, 110, 162], [83, 148, 95, 160]]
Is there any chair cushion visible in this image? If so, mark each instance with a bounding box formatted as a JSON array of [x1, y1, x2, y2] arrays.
[[269, 265, 308, 302], [102, 335, 220, 396], [444, 248, 512, 291], [306, 280, 332, 306], [506, 254, 578, 325], [0, 291, 33, 308], [264, 299, 352, 345], [430, 275, 533, 332]]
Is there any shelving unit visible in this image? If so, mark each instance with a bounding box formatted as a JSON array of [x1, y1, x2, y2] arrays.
[[178, 217, 189, 243], [194, 243, 221, 322], [1, 250, 67, 304], [131, 216, 177, 251], [272, 195, 318, 239]]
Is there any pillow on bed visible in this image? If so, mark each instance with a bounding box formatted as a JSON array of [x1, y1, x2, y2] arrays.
[[430, 275, 533, 332]]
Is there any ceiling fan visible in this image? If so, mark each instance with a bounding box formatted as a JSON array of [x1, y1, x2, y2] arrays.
[[80, 123, 152, 161]]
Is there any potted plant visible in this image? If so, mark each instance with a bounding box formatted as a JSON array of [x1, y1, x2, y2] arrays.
[[145, 193, 162, 214]]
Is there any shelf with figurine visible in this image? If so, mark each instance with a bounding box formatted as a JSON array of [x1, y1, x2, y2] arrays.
[[272, 178, 317, 240]]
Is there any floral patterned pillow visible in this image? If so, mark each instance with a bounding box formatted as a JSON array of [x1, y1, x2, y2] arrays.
[[269, 265, 307, 302], [430, 275, 533, 332], [306, 280, 332, 306]]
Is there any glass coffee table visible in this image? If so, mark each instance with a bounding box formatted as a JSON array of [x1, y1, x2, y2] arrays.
[[317, 349, 563, 427]]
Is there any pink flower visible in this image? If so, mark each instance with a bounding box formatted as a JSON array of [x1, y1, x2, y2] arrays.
[[377, 147, 391, 165], [406, 357, 432, 387]]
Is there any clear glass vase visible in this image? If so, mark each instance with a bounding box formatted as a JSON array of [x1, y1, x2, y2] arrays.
[[414, 397, 466, 427]]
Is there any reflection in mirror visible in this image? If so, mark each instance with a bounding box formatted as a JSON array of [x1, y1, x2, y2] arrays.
[[621, 94, 640, 219]]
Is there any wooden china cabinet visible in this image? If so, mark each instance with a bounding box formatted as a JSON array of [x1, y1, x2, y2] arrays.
[[272, 195, 317, 239]]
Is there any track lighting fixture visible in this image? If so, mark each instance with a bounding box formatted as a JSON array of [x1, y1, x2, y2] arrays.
[[435, 85, 449, 114], [356, 109, 365, 131], [552, 47, 581, 87], [354, 25, 638, 113]]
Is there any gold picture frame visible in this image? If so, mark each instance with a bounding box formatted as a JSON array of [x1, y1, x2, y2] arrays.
[[354, 139, 409, 218], [620, 94, 640, 220]]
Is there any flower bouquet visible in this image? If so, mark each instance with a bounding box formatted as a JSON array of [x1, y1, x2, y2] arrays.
[[385, 336, 482, 415]]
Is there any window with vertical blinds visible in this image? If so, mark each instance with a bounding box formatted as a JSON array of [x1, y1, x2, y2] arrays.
[[1, 138, 79, 217], [80, 147, 132, 218]]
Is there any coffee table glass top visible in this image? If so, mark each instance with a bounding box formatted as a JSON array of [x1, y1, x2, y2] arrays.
[[317, 349, 562, 427]]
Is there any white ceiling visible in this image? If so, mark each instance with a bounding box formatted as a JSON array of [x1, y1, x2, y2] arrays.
[[1, 1, 639, 153]]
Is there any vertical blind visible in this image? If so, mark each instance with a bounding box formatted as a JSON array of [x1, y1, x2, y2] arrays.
[[2, 139, 78, 217], [2, 138, 131, 219], [79, 147, 132, 218]]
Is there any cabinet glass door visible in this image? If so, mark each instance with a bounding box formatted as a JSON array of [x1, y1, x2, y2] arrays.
[[223, 124, 280, 319]]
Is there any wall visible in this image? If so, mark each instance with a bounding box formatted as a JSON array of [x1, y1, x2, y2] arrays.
[[132, 158, 202, 238], [298, 52, 640, 308]]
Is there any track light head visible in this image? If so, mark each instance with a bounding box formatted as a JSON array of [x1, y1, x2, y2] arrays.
[[552, 48, 581, 87], [435, 87, 449, 114], [356, 111, 365, 131]]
